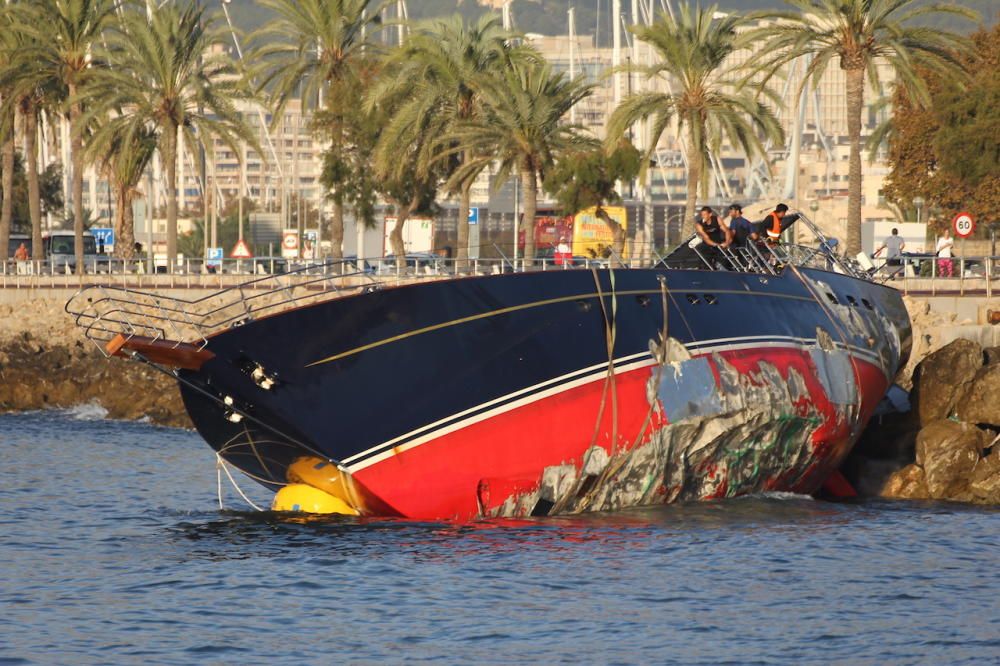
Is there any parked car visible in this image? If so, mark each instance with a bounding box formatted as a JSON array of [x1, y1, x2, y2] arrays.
[[44, 231, 110, 272]]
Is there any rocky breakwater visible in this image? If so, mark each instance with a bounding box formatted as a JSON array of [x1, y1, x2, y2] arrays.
[[0, 298, 190, 427], [847, 337, 1000, 504]]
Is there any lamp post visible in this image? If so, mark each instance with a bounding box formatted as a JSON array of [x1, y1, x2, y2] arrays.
[[913, 196, 925, 225]]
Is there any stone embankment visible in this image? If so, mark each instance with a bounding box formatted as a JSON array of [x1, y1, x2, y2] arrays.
[[0, 299, 189, 427], [845, 297, 1000, 504]]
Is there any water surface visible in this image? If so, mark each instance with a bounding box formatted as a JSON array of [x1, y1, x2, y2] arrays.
[[1, 410, 997, 664]]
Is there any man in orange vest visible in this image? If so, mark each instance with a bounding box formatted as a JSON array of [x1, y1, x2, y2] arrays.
[[764, 203, 789, 245]]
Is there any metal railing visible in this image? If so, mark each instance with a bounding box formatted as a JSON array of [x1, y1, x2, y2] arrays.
[[64, 254, 632, 354]]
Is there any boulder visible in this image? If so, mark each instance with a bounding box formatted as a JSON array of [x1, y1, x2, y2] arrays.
[[881, 463, 930, 500], [915, 419, 988, 500], [969, 447, 1000, 504], [954, 364, 1000, 427], [911, 339, 983, 425], [982, 346, 1000, 366]]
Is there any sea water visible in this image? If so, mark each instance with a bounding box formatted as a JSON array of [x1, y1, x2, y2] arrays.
[[0, 410, 997, 665]]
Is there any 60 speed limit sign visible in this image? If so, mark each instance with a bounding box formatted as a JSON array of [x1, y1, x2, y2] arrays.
[[952, 212, 976, 238]]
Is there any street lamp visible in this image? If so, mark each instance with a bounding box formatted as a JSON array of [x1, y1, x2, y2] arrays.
[[913, 196, 925, 225]]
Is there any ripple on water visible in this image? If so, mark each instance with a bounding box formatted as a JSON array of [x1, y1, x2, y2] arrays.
[[0, 411, 997, 664]]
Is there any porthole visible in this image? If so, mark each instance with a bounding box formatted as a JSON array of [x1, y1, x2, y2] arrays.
[[825, 292, 839, 306], [846, 295, 858, 306], [686, 294, 700, 304], [861, 298, 874, 310], [636, 294, 651, 307], [704, 294, 718, 305]]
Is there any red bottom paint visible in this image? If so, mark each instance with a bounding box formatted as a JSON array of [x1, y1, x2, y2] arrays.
[[351, 347, 888, 520]]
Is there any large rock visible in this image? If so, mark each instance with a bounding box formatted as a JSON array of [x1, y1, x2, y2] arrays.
[[881, 463, 930, 500], [915, 420, 989, 500], [969, 447, 1000, 504], [955, 364, 1000, 427], [911, 339, 983, 425]]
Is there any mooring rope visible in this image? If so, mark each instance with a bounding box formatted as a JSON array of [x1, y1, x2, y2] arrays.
[[588, 268, 620, 453], [216, 452, 265, 512], [786, 263, 865, 433]]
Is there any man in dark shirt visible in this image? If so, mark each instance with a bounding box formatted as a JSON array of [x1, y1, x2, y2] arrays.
[[725, 203, 757, 247], [695, 206, 732, 269]]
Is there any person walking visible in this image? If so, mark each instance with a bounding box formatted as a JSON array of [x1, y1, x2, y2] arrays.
[[935, 229, 954, 278], [875, 228, 906, 278], [13, 242, 29, 275]]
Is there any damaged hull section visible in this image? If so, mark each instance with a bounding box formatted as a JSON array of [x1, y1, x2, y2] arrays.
[[175, 266, 909, 520]]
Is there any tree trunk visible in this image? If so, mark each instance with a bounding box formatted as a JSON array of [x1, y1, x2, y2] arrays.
[[25, 106, 43, 261], [456, 178, 471, 270], [329, 198, 344, 260], [683, 140, 700, 242], [164, 125, 178, 272], [69, 91, 85, 275], [845, 66, 865, 258], [520, 168, 537, 264], [389, 195, 421, 270], [113, 184, 136, 261], [596, 205, 626, 261], [0, 122, 14, 262]]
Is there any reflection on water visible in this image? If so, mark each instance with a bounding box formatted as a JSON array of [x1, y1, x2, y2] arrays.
[[1, 411, 997, 664]]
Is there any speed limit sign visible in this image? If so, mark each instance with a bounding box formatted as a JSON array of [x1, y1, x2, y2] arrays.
[[952, 212, 975, 238]]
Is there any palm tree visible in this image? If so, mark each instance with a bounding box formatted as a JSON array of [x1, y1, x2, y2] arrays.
[[449, 57, 594, 263], [252, 0, 386, 260], [81, 0, 256, 269], [369, 14, 515, 268], [13, 0, 117, 273], [0, 3, 59, 262], [84, 125, 156, 262], [749, 0, 976, 257], [0, 5, 16, 262], [606, 5, 784, 242]]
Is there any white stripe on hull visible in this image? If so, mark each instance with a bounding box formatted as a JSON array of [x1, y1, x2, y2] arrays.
[[346, 335, 886, 472]]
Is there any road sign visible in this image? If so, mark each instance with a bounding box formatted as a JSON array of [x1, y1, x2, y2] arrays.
[[206, 247, 223, 268], [468, 207, 479, 225], [230, 239, 252, 259], [91, 227, 114, 252], [281, 229, 299, 259], [952, 212, 975, 238]]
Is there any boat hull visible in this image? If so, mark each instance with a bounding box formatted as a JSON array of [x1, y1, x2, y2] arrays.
[[178, 266, 910, 520]]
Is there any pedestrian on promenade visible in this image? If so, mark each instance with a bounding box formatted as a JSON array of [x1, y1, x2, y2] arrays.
[[875, 228, 906, 279], [14, 242, 29, 275], [936, 229, 954, 278]]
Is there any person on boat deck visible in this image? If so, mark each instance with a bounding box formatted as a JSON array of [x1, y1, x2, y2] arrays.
[[14, 242, 29, 262], [935, 229, 954, 278], [875, 228, 906, 278], [724, 203, 757, 248], [763, 203, 790, 245], [695, 206, 732, 268]]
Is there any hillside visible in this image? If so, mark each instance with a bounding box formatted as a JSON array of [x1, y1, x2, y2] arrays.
[[223, 0, 993, 44]]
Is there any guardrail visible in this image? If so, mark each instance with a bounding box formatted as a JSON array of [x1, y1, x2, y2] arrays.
[[869, 254, 1000, 296]]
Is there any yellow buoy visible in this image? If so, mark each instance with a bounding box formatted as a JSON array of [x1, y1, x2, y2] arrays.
[[272, 483, 359, 515], [286, 457, 353, 502]]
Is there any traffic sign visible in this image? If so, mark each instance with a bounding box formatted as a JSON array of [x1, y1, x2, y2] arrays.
[[91, 227, 114, 252], [230, 239, 253, 259], [281, 229, 299, 259], [952, 212, 975, 238], [468, 207, 479, 225], [206, 247, 223, 268]]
